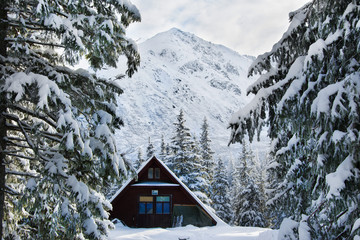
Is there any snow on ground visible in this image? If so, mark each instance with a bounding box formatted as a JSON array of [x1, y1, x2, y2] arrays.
[[109, 224, 278, 240]]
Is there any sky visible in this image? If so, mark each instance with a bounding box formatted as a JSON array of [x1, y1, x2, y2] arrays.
[[126, 0, 310, 56]]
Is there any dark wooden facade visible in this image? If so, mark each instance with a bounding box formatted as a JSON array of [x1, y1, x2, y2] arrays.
[[110, 156, 217, 228]]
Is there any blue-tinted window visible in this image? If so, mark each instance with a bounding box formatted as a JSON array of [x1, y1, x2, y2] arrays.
[[155, 196, 171, 215], [156, 203, 162, 214], [163, 203, 170, 214], [139, 203, 145, 214], [146, 203, 153, 214]]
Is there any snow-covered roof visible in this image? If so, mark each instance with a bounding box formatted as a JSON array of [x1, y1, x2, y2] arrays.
[[109, 157, 153, 203], [109, 156, 225, 225], [155, 157, 225, 226]]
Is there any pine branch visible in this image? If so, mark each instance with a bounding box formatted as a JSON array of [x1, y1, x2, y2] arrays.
[[5, 37, 65, 48]]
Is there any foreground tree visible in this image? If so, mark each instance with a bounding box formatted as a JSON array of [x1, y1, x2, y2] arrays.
[[229, 0, 359, 238], [0, 0, 140, 238]]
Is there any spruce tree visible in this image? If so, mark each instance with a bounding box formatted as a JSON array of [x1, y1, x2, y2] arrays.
[[199, 117, 215, 187], [231, 141, 266, 227], [146, 137, 155, 159], [212, 159, 232, 223], [229, 1, 360, 238], [134, 148, 145, 170], [264, 149, 284, 228], [189, 136, 212, 206], [159, 135, 167, 160], [0, 0, 140, 238], [167, 109, 193, 177], [167, 110, 211, 205]]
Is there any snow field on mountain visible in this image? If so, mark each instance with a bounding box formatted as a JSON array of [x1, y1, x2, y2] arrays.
[[109, 224, 278, 240], [98, 28, 269, 162]]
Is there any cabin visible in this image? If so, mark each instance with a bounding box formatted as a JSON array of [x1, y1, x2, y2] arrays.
[[109, 156, 218, 228]]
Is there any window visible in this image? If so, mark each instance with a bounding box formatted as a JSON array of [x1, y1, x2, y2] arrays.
[[155, 196, 170, 214], [155, 168, 160, 179], [148, 168, 153, 179], [139, 196, 153, 214]]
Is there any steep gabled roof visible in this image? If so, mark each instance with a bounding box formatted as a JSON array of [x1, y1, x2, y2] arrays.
[[109, 156, 224, 225]]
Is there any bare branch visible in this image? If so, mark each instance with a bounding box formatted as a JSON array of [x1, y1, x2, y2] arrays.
[[17, 119, 36, 150], [2, 185, 21, 196], [9, 104, 57, 128], [5, 138, 32, 149], [5, 122, 63, 143], [5, 37, 65, 48], [6, 153, 36, 161], [5, 169, 39, 178]]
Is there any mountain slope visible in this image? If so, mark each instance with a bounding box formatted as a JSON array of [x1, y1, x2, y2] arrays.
[[99, 28, 266, 161]]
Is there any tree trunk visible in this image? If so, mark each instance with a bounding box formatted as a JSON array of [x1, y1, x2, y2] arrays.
[[0, 0, 8, 238]]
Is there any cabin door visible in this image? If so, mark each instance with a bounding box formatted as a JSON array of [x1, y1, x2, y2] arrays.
[[137, 195, 172, 228]]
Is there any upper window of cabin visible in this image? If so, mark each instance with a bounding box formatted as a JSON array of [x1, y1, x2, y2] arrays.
[[148, 167, 160, 179], [148, 168, 154, 179], [155, 168, 160, 179]]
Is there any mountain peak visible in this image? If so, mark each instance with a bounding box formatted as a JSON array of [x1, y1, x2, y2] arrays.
[[168, 27, 185, 34], [144, 27, 196, 45], [141, 28, 252, 66], [98, 28, 265, 163]]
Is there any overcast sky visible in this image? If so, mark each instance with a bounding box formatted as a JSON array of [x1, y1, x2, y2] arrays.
[[127, 0, 310, 56]]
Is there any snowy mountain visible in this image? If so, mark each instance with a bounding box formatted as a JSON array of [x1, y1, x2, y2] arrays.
[[98, 28, 267, 162]]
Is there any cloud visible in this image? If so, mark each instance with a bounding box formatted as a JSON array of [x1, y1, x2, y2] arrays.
[[127, 0, 309, 56]]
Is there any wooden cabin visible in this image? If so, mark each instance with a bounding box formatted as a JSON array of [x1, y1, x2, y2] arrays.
[[109, 156, 217, 228]]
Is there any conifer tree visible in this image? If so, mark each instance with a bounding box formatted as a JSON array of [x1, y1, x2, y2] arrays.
[[159, 135, 167, 160], [212, 159, 232, 223], [231, 141, 266, 227], [226, 155, 236, 186], [0, 0, 140, 238], [167, 109, 193, 177], [146, 137, 155, 159], [167, 110, 211, 205], [264, 147, 286, 229], [134, 148, 145, 170], [229, 0, 360, 238], [199, 117, 215, 186], [189, 136, 212, 206]]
